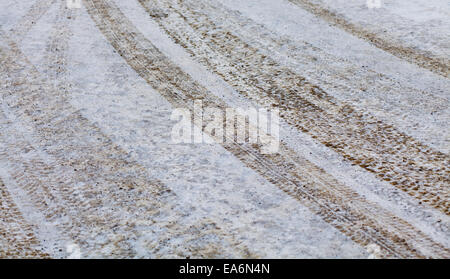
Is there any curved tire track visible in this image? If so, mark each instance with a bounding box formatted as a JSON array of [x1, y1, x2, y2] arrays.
[[0, 178, 49, 258], [9, 0, 57, 40], [287, 0, 450, 78], [139, 0, 450, 215], [172, 0, 449, 153], [0, 31, 248, 258], [83, 0, 449, 258]]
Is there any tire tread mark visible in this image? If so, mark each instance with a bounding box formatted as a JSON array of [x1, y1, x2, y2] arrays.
[[139, 0, 450, 215], [84, 0, 449, 258], [9, 0, 57, 40], [0, 177, 50, 258], [0, 31, 249, 258], [287, 0, 449, 78]]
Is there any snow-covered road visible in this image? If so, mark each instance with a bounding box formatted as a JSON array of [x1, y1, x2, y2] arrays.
[[0, 0, 448, 258]]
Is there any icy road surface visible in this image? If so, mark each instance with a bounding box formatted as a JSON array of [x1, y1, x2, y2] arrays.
[[0, 0, 449, 258]]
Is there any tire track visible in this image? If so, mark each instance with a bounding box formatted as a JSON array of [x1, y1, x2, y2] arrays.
[[9, 0, 57, 40], [0, 178, 49, 258], [138, 0, 450, 215], [287, 0, 449, 78], [306, 0, 450, 61], [83, 0, 449, 258], [0, 32, 248, 258]]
